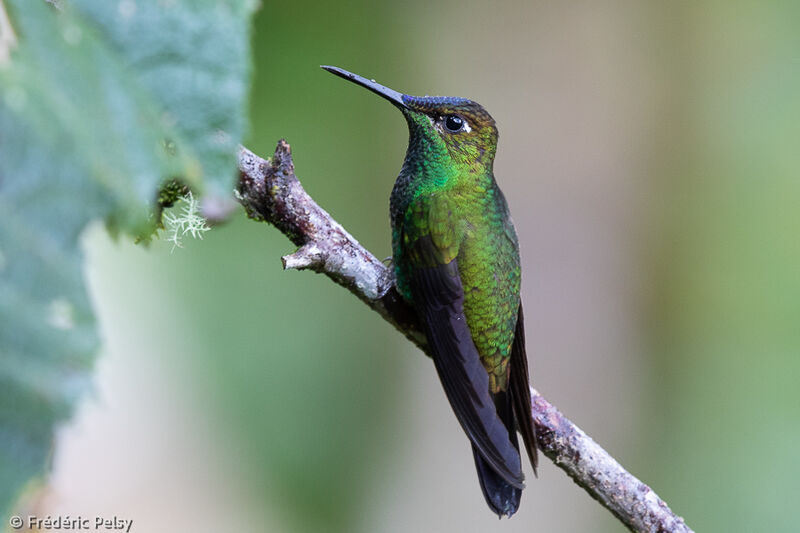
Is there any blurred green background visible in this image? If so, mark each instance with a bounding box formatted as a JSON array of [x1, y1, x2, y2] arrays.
[[27, 1, 800, 532]]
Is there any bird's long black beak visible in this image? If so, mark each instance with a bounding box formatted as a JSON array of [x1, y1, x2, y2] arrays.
[[321, 65, 408, 109]]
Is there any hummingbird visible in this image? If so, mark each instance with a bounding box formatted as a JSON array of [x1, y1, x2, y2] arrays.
[[322, 66, 538, 517]]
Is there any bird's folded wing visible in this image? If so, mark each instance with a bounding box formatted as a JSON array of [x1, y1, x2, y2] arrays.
[[409, 235, 524, 488]]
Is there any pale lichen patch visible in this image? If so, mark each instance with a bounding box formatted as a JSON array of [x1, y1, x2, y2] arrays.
[[162, 191, 211, 252]]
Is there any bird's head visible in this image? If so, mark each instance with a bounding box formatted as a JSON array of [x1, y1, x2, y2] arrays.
[[323, 66, 498, 171]]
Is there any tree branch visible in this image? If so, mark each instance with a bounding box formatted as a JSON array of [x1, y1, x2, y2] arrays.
[[236, 141, 693, 533]]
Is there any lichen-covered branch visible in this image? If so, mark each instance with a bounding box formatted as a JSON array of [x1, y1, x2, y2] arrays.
[[236, 141, 694, 533]]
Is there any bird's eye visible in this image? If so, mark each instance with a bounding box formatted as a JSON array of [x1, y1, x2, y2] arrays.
[[443, 114, 466, 133]]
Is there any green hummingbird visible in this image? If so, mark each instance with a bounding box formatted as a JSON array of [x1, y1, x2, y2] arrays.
[[322, 66, 538, 517]]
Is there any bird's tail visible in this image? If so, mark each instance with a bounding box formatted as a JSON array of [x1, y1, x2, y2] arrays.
[[471, 390, 523, 518]]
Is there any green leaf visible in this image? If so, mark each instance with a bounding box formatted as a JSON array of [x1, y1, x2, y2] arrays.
[[0, 0, 255, 514], [69, 0, 256, 198]]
